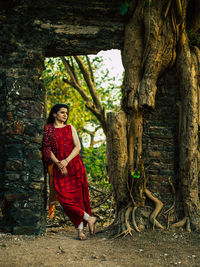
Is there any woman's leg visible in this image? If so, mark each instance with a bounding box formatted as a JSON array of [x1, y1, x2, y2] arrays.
[[77, 221, 87, 240], [82, 212, 97, 236]]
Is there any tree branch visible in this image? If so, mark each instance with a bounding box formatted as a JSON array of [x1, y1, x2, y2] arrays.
[[61, 56, 92, 105], [74, 56, 103, 111], [86, 55, 95, 83], [61, 55, 107, 135]]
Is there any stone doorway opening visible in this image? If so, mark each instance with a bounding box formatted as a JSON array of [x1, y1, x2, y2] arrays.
[[42, 50, 124, 229]]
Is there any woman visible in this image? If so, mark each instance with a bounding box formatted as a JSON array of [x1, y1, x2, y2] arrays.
[[42, 103, 96, 240]]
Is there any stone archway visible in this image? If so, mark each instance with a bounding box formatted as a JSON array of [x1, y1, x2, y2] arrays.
[[0, 0, 125, 234], [1, 0, 199, 235]]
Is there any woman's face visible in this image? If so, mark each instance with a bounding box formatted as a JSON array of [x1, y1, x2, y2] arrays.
[[53, 107, 68, 123]]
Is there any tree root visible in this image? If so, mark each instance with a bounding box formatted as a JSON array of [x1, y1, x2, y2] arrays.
[[171, 217, 191, 232], [132, 207, 141, 232], [164, 178, 176, 215], [163, 178, 177, 229], [144, 188, 164, 230], [112, 206, 133, 239], [125, 207, 133, 236], [112, 186, 165, 238]]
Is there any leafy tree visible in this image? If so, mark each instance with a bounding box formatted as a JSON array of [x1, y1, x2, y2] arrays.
[[82, 144, 111, 189], [42, 55, 122, 146]]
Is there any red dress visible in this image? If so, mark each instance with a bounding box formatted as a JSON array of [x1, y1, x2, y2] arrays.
[[42, 123, 92, 228]]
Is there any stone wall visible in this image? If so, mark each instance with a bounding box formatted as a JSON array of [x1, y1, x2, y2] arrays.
[[143, 71, 180, 214], [0, 0, 126, 234], [0, 0, 181, 234], [0, 44, 46, 234], [0, 0, 125, 57]]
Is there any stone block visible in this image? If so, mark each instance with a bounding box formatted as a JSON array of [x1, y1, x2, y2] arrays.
[[30, 182, 43, 190], [159, 170, 174, 176], [149, 175, 166, 182], [6, 121, 24, 135], [25, 160, 43, 176], [24, 125, 38, 136], [19, 87, 34, 99], [25, 146, 42, 160], [148, 151, 162, 157], [6, 112, 13, 120], [4, 192, 28, 202], [5, 160, 23, 171], [31, 136, 43, 144], [5, 173, 20, 181], [18, 101, 43, 119]]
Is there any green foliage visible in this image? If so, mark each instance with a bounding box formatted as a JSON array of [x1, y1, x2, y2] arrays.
[[42, 54, 122, 188], [42, 57, 98, 134], [42, 54, 122, 143], [87, 56, 122, 111], [82, 144, 111, 189], [131, 171, 140, 179], [120, 1, 130, 15]]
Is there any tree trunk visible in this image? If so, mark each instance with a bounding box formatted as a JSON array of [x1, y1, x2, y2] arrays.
[[106, 111, 129, 210], [176, 28, 200, 231], [107, 0, 200, 234]]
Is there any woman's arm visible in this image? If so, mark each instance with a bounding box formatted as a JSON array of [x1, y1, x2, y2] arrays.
[[60, 125, 81, 167], [51, 151, 68, 176], [42, 125, 67, 174]]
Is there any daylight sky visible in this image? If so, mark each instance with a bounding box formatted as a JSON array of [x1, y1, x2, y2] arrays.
[[83, 49, 124, 147], [92, 49, 124, 84]]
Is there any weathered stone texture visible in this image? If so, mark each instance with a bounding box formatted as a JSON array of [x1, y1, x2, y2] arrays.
[[0, 45, 46, 234], [143, 70, 179, 211], [0, 0, 125, 57], [0, 0, 183, 233], [0, 0, 126, 235]]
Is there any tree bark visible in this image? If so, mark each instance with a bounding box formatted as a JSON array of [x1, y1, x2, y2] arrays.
[[106, 111, 129, 211], [107, 0, 200, 234], [177, 27, 200, 230]]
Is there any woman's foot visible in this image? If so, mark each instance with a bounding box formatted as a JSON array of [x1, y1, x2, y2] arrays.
[[88, 216, 97, 236], [78, 229, 87, 240]]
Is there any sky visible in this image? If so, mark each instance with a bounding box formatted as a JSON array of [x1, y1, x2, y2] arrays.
[[96, 49, 124, 81], [82, 49, 124, 147]]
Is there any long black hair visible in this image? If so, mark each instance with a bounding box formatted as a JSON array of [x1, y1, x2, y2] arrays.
[[47, 103, 69, 124]]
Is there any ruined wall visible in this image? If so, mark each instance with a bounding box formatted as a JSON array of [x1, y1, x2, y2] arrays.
[[143, 70, 180, 217], [0, 46, 46, 234], [0, 0, 181, 234], [0, 0, 124, 57], [0, 0, 125, 234]]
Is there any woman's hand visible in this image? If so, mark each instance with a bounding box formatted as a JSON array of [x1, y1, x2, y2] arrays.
[[60, 159, 69, 168], [55, 161, 65, 170], [61, 167, 68, 176], [55, 161, 68, 176]]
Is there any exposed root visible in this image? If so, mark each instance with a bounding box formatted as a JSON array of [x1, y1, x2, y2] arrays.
[[124, 207, 133, 236], [171, 217, 191, 232], [186, 218, 191, 232], [144, 188, 164, 230], [112, 229, 131, 240], [121, 210, 126, 233], [171, 217, 187, 228], [132, 207, 141, 232], [112, 206, 134, 239], [162, 178, 177, 229], [164, 178, 176, 215]]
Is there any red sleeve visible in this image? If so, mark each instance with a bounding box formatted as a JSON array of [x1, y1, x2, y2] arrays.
[[42, 124, 52, 164]]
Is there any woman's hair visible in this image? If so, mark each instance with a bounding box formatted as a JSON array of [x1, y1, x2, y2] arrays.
[[47, 103, 69, 124]]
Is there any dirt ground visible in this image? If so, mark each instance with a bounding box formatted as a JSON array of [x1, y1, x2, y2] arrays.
[[0, 225, 200, 267]]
